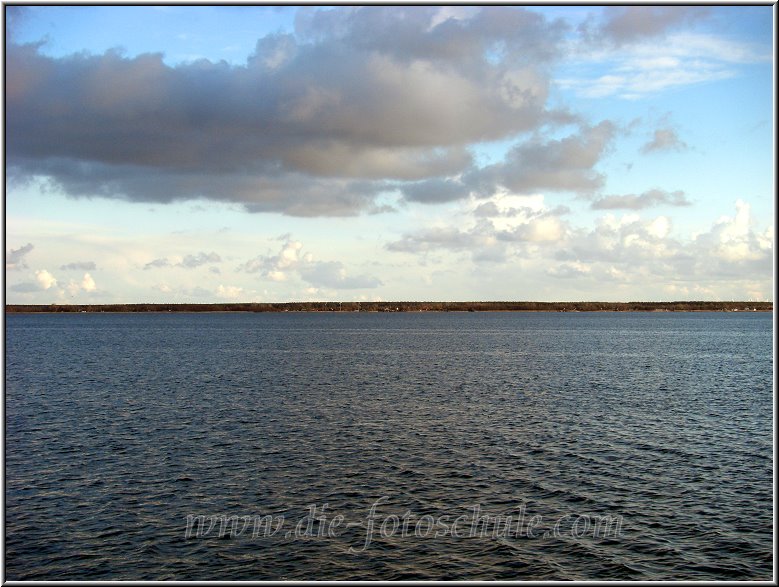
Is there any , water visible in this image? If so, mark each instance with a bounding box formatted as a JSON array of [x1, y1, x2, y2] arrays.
[[4, 311, 773, 580]]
